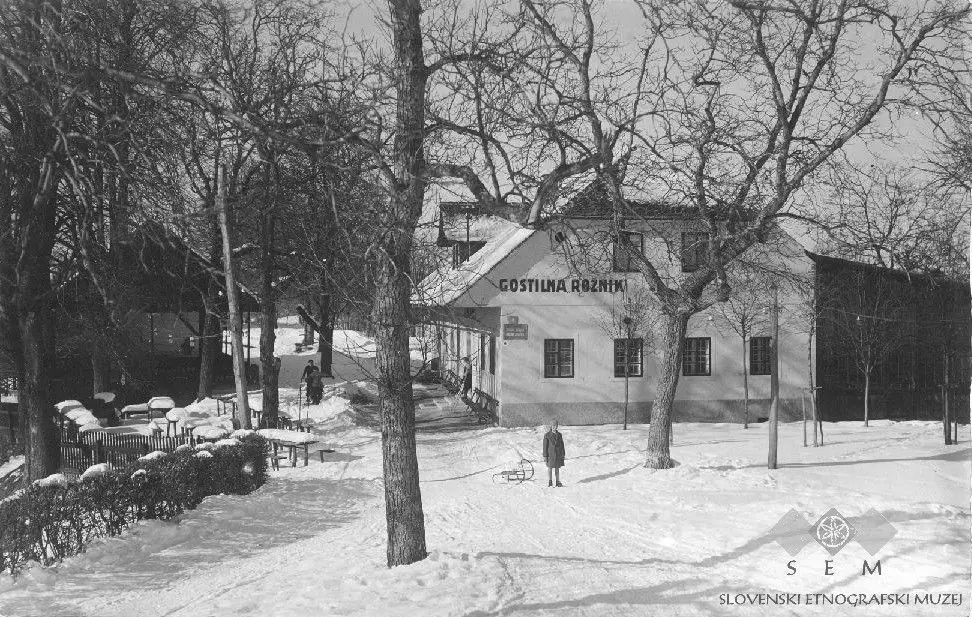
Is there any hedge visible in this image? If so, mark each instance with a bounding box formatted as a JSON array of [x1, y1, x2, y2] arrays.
[[0, 434, 267, 575]]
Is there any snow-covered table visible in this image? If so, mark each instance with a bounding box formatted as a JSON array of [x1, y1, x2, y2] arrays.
[[256, 428, 325, 467]]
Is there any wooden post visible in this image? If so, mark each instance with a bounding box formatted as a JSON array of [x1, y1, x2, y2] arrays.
[[802, 390, 807, 447], [768, 283, 779, 470], [216, 162, 251, 429]]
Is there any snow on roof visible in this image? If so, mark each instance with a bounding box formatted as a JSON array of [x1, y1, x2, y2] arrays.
[[414, 225, 536, 307]]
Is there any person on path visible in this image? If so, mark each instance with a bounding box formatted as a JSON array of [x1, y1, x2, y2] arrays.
[[543, 420, 566, 487], [308, 365, 324, 405], [460, 356, 473, 400], [301, 360, 316, 397]]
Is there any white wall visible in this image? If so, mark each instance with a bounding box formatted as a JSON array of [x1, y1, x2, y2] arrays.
[[437, 221, 815, 425]]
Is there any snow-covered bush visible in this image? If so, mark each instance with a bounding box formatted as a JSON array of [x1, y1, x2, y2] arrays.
[[0, 434, 267, 575]]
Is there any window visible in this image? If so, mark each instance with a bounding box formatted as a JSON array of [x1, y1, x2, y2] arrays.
[[612, 231, 643, 272], [488, 335, 496, 375], [479, 333, 486, 373], [614, 338, 643, 377], [453, 241, 487, 267], [544, 339, 574, 378], [750, 336, 772, 375], [680, 232, 709, 273], [683, 337, 711, 376]]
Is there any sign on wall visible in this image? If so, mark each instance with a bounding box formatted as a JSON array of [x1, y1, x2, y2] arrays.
[[503, 323, 529, 340], [498, 278, 627, 293]]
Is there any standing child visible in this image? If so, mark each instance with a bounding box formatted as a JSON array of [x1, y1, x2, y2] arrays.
[[543, 420, 565, 487]]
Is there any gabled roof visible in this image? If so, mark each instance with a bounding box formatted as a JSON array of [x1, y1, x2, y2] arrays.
[[414, 224, 536, 307], [438, 201, 526, 243], [557, 179, 698, 220]]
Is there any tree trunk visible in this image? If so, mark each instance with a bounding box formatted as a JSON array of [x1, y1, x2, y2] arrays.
[[259, 160, 279, 424], [943, 351, 951, 445], [319, 291, 333, 377], [373, 259, 427, 566], [742, 336, 749, 429], [216, 164, 251, 429], [91, 339, 110, 396], [768, 284, 779, 470], [303, 317, 314, 346], [808, 328, 818, 446], [197, 192, 222, 400], [260, 213, 278, 425], [645, 312, 689, 469], [863, 371, 870, 428], [19, 306, 58, 482], [378, 0, 429, 567], [197, 310, 218, 400]]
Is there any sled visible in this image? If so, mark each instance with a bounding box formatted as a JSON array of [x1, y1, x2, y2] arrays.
[[492, 458, 534, 484]]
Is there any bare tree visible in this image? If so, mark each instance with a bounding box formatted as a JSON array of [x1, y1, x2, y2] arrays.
[[822, 268, 907, 426], [714, 266, 773, 429]]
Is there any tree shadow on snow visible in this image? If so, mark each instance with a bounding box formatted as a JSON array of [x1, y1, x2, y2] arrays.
[[462, 577, 718, 616], [576, 463, 642, 484], [697, 445, 972, 472], [25, 477, 375, 595]]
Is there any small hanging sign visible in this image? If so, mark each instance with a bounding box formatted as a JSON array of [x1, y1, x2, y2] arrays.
[[503, 323, 528, 340]]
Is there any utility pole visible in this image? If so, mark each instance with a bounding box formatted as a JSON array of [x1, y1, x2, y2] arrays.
[[768, 282, 779, 470]]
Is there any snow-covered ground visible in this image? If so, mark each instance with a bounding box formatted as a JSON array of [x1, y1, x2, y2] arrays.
[[239, 316, 431, 389], [0, 405, 968, 616]]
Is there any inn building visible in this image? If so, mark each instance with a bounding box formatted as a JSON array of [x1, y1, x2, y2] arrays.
[[415, 192, 818, 427]]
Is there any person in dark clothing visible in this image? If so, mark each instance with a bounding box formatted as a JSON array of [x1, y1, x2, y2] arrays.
[[307, 366, 324, 405], [301, 360, 316, 384], [543, 420, 566, 487], [460, 356, 473, 400], [301, 360, 316, 398]]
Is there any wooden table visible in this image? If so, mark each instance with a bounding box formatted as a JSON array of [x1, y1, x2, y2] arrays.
[[257, 429, 325, 467]]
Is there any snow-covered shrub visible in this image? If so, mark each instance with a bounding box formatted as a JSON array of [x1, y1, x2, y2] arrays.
[[0, 434, 267, 575]]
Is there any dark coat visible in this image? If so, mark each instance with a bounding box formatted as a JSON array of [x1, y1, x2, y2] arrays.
[[543, 430, 565, 468]]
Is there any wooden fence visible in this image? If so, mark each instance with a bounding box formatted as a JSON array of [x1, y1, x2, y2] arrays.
[[59, 431, 189, 473]]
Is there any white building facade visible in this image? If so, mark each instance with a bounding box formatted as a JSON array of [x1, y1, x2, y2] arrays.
[[417, 201, 815, 427]]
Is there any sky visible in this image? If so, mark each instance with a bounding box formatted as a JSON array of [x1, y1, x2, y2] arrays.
[[327, 0, 961, 253]]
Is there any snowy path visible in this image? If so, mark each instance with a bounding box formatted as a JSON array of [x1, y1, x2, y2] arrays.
[[1, 417, 968, 617]]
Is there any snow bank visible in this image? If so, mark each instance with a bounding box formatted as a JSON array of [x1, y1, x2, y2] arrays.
[[138, 451, 167, 462], [33, 473, 69, 489], [80, 463, 110, 481], [0, 416, 967, 617]]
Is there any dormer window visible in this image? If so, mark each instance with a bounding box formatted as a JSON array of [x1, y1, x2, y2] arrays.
[[680, 232, 709, 273], [612, 231, 643, 272], [453, 241, 486, 267]]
